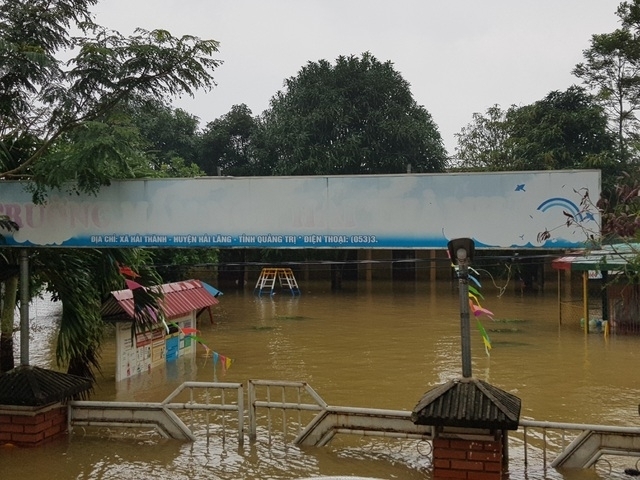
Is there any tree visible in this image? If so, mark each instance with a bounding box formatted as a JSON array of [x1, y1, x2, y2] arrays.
[[454, 87, 615, 173], [120, 98, 219, 279], [0, 0, 221, 376], [0, 0, 220, 188], [127, 97, 203, 175], [0, 217, 19, 373], [199, 104, 260, 176], [454, 105, 514, 170], [598, 169, 640, 239], [507, 86, 615, 171], [33, 248, 162, 380], [256, 52, 447, 175], [573, 1, 640, 161]]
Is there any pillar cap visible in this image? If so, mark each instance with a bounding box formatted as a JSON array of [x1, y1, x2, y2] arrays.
[[411, 377, 521, 430], [0, 365, 91, 407]]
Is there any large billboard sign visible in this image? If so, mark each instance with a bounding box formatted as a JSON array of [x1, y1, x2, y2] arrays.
[[0, 170, 600, 249]]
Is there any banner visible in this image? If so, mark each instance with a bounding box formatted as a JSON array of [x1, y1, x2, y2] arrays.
[[0, 171, 600, 249]]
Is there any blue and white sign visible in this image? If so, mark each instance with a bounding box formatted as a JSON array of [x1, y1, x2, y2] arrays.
[[0, 170, 600, 249]]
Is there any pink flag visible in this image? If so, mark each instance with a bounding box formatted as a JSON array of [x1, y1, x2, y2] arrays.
[[125, 279, 143, 290]]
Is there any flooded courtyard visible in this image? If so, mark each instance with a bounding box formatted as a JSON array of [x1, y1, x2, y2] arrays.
[[2, 278, 640, 479]]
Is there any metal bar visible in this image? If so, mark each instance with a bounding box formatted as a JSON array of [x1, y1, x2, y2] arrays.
[[250, 382, 326, 401], [205, 387, 210, 437], [248, 380, 257, 440], [583, 270, 589, 333], [189, 386, 194, 427], [519, 419, 640, 434], [237, 384, 244, 446], [458, 258, 472, 378], [297, 387, 302, 436], [251, 401, 324, 412], [558, 269, 562, 326], [71, 421, 169, 437], [19, 249, 29, 366], [332, 428, 432, 440], [221, 388, 226, 439], [281, 386, 287, 438], [523, 425, 528, 467], [543, 428, 547, 470], [162, 381, 242, 405], [164, 403, 238, 411], [267, 385, 272, 442]]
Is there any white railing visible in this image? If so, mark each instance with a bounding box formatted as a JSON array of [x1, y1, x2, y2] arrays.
[[513, 418, 640, 472], [69, 381, 244, 444], [163, 381, 244, 445], [247, 379, 326, 441], [69, 379, 640, 476]]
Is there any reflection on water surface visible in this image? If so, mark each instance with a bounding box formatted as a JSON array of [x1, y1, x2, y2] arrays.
[[4, 281, 640, 479]]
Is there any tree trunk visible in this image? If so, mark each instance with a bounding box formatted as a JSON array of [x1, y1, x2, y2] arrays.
[[0, 276, 18, 372]]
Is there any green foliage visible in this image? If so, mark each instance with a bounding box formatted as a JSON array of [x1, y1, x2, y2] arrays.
[[127, 97, 203, 174], [199, 104, 259, 176], [597, 169, 640, 240], [454, 105, 514, 170], [31, 248, 161, 380], [506, 86, 615, 170], [154, 157, 205, 178], [122, 98, 215, 273], [256, 52, 447, 175], [0, 0, 97, 123], [0, 0, 220, 195], [454, 87, 615, 173], [0, 0, 221, 378], [26, 115, 155, 202], [573, 1, 640, 161], [0, 215, 19, 246], [567, 1, 640, 242]]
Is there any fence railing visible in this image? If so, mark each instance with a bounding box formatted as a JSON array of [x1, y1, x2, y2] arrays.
[[513, 418, 640, 473], [69, 379, 640, 477], [69, 381, 244, 444]]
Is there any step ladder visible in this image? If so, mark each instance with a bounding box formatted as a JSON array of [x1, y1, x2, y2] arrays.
[[254, 268, 301, 296]]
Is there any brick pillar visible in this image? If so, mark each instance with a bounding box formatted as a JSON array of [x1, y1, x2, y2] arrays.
[[0, 403, 67, 447], [432, 429, 504, 479]]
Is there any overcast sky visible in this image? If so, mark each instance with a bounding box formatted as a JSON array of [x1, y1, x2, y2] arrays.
[[93, 0, 623, 155]]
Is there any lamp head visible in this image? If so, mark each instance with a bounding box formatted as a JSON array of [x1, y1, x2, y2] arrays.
[[448, 238, 475, 264]]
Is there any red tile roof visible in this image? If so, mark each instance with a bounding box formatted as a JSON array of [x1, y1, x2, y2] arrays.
[[101, 279, 219, 321]]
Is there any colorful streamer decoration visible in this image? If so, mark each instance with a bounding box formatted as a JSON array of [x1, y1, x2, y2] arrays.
[[467, 279, 494, 356], [118, 263, 140, 279], [204, 346, 233, 381], [476, 319, 492, 355], [168, 322, 233, 380]]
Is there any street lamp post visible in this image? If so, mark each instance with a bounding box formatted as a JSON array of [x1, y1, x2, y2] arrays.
[[19, 249, 29, 367], [448, 238, 475, 379]]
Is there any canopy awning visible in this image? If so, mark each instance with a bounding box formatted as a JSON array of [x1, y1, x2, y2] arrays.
[[101, 279, 220, 322], [552, 243, 640, 272]]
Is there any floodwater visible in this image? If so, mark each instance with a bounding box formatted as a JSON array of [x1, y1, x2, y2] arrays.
[[3, 279, 640, 480]]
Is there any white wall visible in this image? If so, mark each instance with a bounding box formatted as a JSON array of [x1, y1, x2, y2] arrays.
[[0, 171, 601, 249]]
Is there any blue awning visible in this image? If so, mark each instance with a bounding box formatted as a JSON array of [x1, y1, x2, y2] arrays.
[[201, 281, 223, 297]]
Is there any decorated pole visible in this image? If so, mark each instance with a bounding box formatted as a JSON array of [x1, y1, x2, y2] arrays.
[[448, 238, 476, 378], [19, 249, 29, 366], [458, 250, 472, 378]]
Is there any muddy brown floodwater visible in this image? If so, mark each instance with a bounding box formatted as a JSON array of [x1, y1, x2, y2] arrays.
[[3, 280, 640, 479]]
